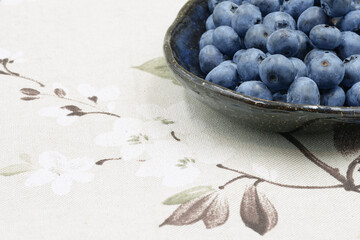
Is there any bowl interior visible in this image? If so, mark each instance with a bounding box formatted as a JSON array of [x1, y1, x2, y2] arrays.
[[170, 0, 209, 79]]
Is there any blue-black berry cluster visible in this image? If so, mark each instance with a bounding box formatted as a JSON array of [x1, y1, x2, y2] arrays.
[[199, 0, 360, 106]]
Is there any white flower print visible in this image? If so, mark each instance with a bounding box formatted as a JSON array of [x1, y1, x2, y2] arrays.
[[77, 84, 119, 111], [136, 141, 200, 187], [94, 118, 170, 160], [0, 48, 26, 63], [38, 106, 79, 126], [25, 151, 94, 195], [137, 101, 236, 164]]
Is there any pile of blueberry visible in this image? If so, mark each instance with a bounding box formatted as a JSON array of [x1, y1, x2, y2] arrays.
[[199, 0, 360, 106]]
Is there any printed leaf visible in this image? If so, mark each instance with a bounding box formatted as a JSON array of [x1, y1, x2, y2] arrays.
[[203, 192, 229, 229], [54, 88, 66, 98], [19, 153, 31, 163], [20, 88, 40, 96], [333, 124, 360, 156], [240, 185, 278, 235], [21, 97, 39, 101], [61, 105, 82, 112], [160, 192, 217, 227], [133, 57, 180, 85], [163, 186, 214, 205], [0, 164, 33, 176]]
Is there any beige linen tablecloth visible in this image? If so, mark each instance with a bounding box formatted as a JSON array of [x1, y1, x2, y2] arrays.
[[1, 0, 360, 239]]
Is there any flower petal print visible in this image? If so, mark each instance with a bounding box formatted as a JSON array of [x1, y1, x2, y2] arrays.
[[0, 48, 26, 63], [25, 151, 94, 195], [136, 141, 200, 187], [39, 106, 79, 126], [136, 102, 236, 164], [95, 118, 170, 159], [77, 84, 119, 110]]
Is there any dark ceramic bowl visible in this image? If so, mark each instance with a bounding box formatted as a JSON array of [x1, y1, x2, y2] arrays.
[[163, 0, 360, 132]]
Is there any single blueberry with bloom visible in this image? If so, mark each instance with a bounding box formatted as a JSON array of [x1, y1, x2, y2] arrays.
[[342, 55, 360, 88], [237, 48, 266, 81], [236, 81, 273, 100], [307, 53, 345, 89], [199, 45, 224, 74], [213, 1, 239, 27], [266, 29, 300, 57], [320, 86, 345, 106], [25, 151, 94, 195], [231, 2, 262, 37], [263, 11, 296, 32], [297, 7, 329, 34], [259, 54, 296, 92], [287, 77, 320, 105], [346, 82, 360, 106], [213, 26, 242, 57]]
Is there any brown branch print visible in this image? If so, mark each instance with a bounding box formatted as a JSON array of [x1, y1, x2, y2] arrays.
[[19, 87, 121, 119], [1, 58, 45, 87], [161, 132, 360, 235]]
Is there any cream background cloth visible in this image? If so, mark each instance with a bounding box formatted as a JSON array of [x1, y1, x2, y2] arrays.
[[0, 0, 359, 239]]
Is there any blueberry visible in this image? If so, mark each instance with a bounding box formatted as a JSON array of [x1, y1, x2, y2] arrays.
[[309, 24, 342, 50], [320, 0, 352, 17], [266, 29, 300, 57], [304, 49, 337, 65], [263, 11, 296, 32], [231, 2, 262, 37], [295, 30, 313, 59], [244, 24, 272, 52], [213, 1, 239, 27], [259, 54, 296, 91], [308, 53, 345, 89], [233, 49, 247, 63], [337, 31, 360, 59], [208, 0, 243, 12], [213, 26, 242, 56], [237, 48, 266, 81], [281, 0, 314, 20], [199, 30, 214, 50], [272, 91, 288, 102], [342, 55, 360, 87], [289, 57, 307, 79], [287, 77, 320, 105], [199, 45, 224, 74], [206, 63, 240, 89], [297, 7, 329, 34], [244, 0, 280, 16], [320, 86, 346, 106], [206, 14, 216, 30], [346, 82, 360, 106], [235, 80, 273, 100], [340, 10, 360, 32]]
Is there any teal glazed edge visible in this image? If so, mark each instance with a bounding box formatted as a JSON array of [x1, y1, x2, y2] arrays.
[[163, 0, 360, 132]]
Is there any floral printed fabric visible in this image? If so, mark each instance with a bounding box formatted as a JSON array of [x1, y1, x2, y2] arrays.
[[1, 0, 360, 239]]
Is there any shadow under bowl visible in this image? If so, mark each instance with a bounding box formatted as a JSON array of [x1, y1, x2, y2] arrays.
[[163, 0, 360, 132]]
